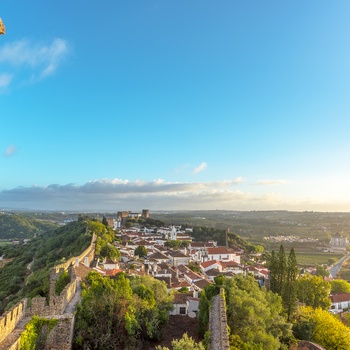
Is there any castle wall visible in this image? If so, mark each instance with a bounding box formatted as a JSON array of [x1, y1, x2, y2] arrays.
[[26, 279, 77, 317], [0, 230, 96, 349], [209, 289, 230, 350], [45, 315, 75, 350], [0, 299, 27, 343]]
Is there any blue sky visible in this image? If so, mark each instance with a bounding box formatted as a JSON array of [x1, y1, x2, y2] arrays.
[[1, 1, 350, 211]]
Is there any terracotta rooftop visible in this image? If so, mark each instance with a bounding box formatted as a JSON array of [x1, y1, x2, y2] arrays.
[[148, 251, 169, 260], [105, 268, 124, 276], [207, 247, 232, 254], [330, 293, 350, 303], [74, 262, 93, 279], [201, 260, 220, 269], [193, 279, 211, 290], [173, 293, 193, 304]]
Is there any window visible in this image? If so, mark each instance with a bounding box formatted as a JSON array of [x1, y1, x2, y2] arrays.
[[179, 307, 186, 315]]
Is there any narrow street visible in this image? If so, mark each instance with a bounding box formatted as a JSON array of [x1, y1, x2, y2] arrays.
[[328, 254, 350, 278]]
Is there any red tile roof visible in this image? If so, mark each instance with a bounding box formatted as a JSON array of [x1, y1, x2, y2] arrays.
[[105, 268, 123, 276], [330, 293, 350, 303], [201, 260, 221, 268], [207, 247, 231, 254]]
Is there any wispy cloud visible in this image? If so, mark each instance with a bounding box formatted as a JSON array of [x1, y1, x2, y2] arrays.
[[194, 162, 207, 174], [3, 144, 17, 157], [0, 38, 69, 88], [0, 178, 244, 210], [0, 178, 348, 212], [0, 73, 12, 88], [254, 179, 288, 185]]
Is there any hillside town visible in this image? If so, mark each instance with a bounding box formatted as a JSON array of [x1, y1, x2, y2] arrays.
[[78, 210, 269, 319]]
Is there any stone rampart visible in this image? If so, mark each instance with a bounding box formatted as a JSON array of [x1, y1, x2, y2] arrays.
[[26, 231, 95, 318], [52, 232, 96, 274], [26, 278, 77, 317], [209, 288, 230, 350], [0, 299, 27, 343], [45, 315, 75, 350], [0, 230, 96, 349]]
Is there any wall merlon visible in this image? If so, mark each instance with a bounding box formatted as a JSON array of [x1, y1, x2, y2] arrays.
[[0, 299, 27, 343]]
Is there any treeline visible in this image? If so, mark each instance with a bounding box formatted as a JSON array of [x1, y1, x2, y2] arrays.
[[0, 213, 57, 239]]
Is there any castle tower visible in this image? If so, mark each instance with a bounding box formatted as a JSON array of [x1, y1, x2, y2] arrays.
[[142, 209, 150, 218]]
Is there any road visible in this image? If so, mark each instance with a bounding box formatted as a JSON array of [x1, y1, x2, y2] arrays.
[[328, 254, 350, 278]]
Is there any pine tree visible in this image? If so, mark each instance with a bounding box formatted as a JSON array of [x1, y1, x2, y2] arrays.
[[268, 250, 278, 293], [282, 247, 299, 321], [102, 216, 109, 227], [276, 245, 287, 295]]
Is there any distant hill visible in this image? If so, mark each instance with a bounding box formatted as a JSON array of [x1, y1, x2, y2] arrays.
[[0, 212, 58, 239]]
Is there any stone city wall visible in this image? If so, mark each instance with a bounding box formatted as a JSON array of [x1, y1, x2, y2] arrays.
[[44, 315, 75, 350], [52, 232, 96, 274], [0, 230, 96, 349], [26, 278, 77, 317], [209, 288, 230, 350], [0, 299, 27, 343]]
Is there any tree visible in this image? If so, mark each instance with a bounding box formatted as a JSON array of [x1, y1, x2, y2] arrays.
[[331, 279, 350, 293], [268, 250, 278, 293], [134, 245, 148, 258], [276, 245, 287, 295], [282, 247, 299, 321], [156, 333, 205, 350], [224, 275, 293, 349], [296, 275, 331, 310], [315, 265, 330, 278], [99, 244, 120, 261], [74, 272, 173, 348], [102, 216, 109, 227], [294, 306, 350, 350], [74, 272, 138, 349], [197, 289, 210, 337]]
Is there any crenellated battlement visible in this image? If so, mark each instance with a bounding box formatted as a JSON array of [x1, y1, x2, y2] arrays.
[[0, 299, 27, 344], [0, 230, 96, 349]]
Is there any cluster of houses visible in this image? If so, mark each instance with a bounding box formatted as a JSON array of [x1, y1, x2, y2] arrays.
[[81, 217, 350, 319], [86, 223, 269, 317]]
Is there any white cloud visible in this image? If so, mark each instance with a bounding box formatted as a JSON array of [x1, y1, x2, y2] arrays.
[[3, 144, 17, 157], [0, 73, 12, 88], [194, 162, 207, 174], [0, 38, 69, 86], [254, 179, 288, 185], [0, 177, 349, 212]]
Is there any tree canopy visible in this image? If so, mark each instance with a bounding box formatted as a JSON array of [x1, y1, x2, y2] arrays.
[[134, 245, 148, 258], [74, 272, 173, 349], [294, 306, 350, 350], [331, 279, 350, 293], [296, 275, 331, 310]]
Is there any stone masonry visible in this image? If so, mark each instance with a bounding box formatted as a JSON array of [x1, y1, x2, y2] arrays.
[[209, 288, 230, 350], [0, 232, 96, 350]]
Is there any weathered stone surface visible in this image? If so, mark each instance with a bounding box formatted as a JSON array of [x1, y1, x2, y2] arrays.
[[209, 289, 230, 350]]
